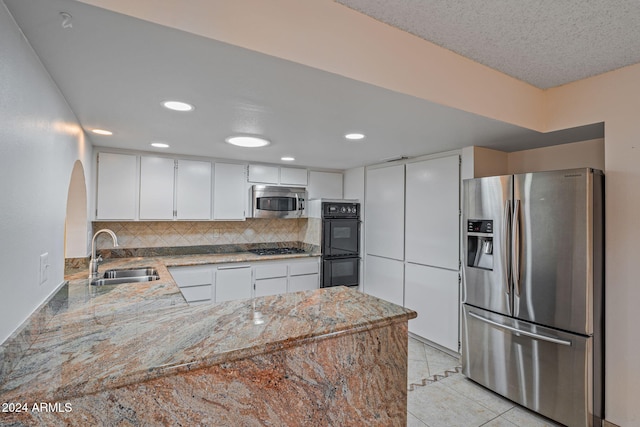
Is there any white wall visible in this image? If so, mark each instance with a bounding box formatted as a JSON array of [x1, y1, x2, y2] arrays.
[[0, 3, 92, 343], [343, 167, 365, 291], [343, 166, 365, 202]]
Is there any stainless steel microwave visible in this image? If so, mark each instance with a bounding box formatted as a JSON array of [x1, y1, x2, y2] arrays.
[[252, 185, 307, 219]]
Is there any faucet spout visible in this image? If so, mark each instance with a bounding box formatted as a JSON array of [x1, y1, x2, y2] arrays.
[[89, 229, 119, 279]]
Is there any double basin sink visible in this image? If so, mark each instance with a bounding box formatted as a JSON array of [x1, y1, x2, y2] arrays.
[[90, 267, 160, 286]]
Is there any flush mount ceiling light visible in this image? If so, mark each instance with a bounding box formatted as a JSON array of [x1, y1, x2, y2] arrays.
[[150, 142, 170, 148], [344, 133, 365, 140], [91, 129, 113, 135], [162, 100, 194, 112], [225, 135, 271, 148], [281, 156, 295, 161]]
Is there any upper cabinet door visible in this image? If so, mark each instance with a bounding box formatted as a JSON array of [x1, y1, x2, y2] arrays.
[[139, 156, 175, 220], [406, 155, 460, 270], [365, 164, 404, 260], [96, 152, 138, 220], [176, 159, 211, 220], [248, 164, 279, 184], [308, 171, 343, 199], [280, 167, 308, 186], [214, 163, 246, 220]]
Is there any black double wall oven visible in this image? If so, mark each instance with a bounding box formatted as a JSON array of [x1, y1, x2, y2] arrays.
[[321, 202, 360, 288]]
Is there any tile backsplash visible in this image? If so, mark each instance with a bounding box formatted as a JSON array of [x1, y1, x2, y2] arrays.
[[93, 218, 321, 249]]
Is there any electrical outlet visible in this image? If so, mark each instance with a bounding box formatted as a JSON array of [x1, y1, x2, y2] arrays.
[[39, 252, 49, 285]]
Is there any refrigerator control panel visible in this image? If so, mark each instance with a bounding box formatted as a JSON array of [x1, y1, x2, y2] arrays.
[[467, 220, 493, 234]]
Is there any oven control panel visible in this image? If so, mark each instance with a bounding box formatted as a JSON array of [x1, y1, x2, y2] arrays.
[[322, 202, 360, 219]]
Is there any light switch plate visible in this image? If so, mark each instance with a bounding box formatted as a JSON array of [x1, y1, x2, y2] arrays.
[[39, 252, 49, 285]]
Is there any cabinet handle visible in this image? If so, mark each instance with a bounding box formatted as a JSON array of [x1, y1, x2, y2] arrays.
[[218, 265, 251, 270]]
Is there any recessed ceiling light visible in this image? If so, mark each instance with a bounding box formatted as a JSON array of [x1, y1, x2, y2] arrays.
[[162, 100, 194, 112], [151, 142, 170, 148], [91, 129, 113, 136], [225, 135, 271, 148], [345, 133, 365, 140], [281, 156, 295, 161]]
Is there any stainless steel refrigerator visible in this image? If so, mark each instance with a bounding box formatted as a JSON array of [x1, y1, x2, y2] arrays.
[[461, 168, 604, 427]]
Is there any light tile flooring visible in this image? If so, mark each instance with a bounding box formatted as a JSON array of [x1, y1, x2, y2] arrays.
[[407, 337, 563, 427]]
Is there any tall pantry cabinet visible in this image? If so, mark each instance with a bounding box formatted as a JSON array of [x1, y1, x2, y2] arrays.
[[364, 164, 405, 307], [364, 154, 461, 352]]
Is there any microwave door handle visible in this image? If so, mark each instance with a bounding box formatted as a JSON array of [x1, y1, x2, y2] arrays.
[[296, 193, 302, 217], [295, 194, 301, 217]]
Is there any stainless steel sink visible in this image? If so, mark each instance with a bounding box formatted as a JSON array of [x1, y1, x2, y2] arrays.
[[90, 267, 160, 286], [103, 267, 158, 279]]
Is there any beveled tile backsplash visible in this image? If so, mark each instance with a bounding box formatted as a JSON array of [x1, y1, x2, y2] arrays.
[[93, 218, 321, 250]]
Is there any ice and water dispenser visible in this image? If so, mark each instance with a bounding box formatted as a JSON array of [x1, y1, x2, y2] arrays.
[[467, 220, 494, 270]]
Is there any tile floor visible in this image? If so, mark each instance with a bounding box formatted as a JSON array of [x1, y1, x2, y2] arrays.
[[407, 337, 563, 427]]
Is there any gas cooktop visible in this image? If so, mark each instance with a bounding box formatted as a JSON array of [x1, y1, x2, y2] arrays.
[[248, 247, 307, 256]]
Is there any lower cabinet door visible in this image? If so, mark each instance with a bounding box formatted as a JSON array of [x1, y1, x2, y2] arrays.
[[180, 285, 213, 304], [255, 277, 287, 298], [364, 255, 404, 306], [288, 274, 319, 293], [405, 263, 459, 352], [215, 265, 252, 302]]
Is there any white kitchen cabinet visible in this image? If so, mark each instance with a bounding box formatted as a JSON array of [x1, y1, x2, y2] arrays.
[[280, 167, 308, 186], [169, 265, 214, 304], [96, 152, 138, 220], [288, 260, 319, 276], [214, 162, 247, 220], [365, 165, 404, 260], [288, 259, 319, 292], [248, 164, 279, 184], [254, 262, 288, 297], [364, 255, 404, 306], [215, 264, 252, 302], [308, 171, 343, 199], [176, 159, 211, 220], [406, 156, 460, 270], [288, 274, 319, 292], [139, 156, 175, 220], [405, 263, 459, 352], [255, 277, 288, 297], [179, 285, 213, 304]]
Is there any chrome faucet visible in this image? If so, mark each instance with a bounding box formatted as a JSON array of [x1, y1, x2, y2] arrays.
[[89, 229, 119, 279]]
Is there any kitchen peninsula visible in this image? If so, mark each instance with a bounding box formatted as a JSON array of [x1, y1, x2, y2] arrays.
[[0, 252, 415, 426]]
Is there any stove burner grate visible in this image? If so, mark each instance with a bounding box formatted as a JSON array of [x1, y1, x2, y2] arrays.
[[248, 247, 307, 256]]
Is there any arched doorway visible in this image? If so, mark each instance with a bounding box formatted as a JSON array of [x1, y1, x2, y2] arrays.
[[65, 160, 88, 259]]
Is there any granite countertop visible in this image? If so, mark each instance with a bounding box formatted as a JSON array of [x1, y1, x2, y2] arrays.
[[0, 251, 415, 404]]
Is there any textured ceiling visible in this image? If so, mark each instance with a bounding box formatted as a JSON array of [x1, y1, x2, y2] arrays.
[[336, 0, 640, 89]]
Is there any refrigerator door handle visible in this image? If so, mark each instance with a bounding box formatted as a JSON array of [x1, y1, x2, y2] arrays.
[[502, 200, 512, 296], [468, 312, 572, 346], [512, 199, 521, 296]]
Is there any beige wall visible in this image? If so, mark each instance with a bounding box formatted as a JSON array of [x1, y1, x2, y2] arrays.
[[49, 1, 640, 424], [545, 64, 640, 426], [466, 139, 604, 178], [507, 138, 605, 174]]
